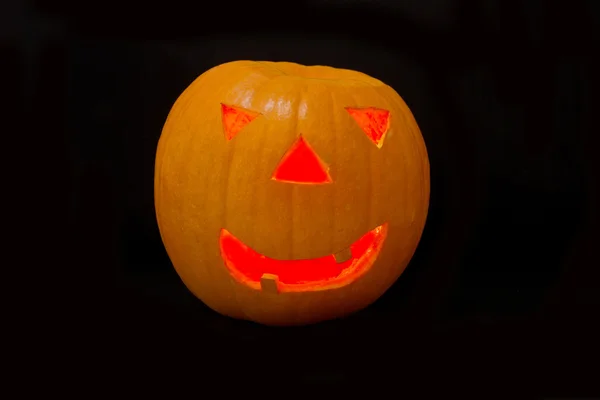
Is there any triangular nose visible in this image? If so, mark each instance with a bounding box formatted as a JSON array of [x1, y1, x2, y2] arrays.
[[271, 136, 332, 184]]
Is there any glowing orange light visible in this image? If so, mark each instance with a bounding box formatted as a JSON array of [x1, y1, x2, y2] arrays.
[[272, 135, 332, 184], [220, 223, 388, 292], [345, 107, 390, 148], [221, 103, 261, 140]]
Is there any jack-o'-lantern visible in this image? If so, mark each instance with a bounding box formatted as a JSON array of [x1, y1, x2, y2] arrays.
[[155, 61, 430, 326]]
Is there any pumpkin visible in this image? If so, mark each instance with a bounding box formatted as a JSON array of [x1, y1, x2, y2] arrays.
[[155, 60, 430, 326]]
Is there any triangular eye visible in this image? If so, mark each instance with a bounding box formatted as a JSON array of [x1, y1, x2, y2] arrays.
[[221, 103, 261, 140], [345, 107, 390, 148]]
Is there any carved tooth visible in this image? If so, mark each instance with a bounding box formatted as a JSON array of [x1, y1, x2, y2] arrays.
[[260, 273, 279, 294], [334, 248, 353, 263]]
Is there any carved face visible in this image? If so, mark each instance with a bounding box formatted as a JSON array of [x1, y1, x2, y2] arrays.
[[155, 61, 430, 326]]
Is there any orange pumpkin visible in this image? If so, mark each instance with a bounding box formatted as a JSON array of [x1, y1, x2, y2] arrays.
[[155, 61, 430, 326]]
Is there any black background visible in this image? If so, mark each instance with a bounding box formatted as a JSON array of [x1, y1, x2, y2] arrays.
[[14, 0, 599, 392]]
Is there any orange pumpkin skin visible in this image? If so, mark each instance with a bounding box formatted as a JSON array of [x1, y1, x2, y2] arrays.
[[155, 61, 430, 326]]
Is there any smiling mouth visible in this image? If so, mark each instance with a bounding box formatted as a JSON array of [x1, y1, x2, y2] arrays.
[[219, 223, 388, 293]]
